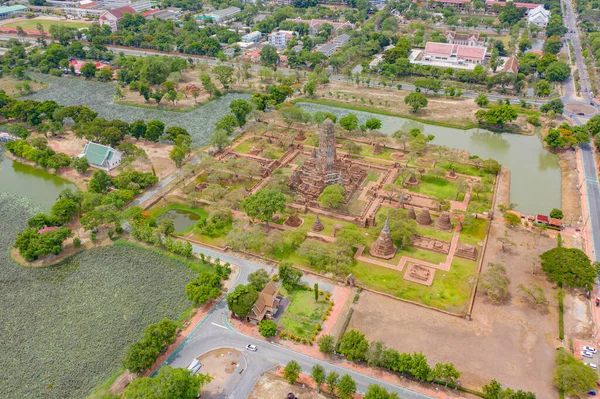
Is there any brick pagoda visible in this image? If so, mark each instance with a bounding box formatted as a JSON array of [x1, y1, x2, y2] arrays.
[[290, 119, 366, 200], [369, 218, 397, 259]]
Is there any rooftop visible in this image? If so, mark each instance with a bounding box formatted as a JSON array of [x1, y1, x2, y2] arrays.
[[81, 142, 118, 166], [0, 5, 27, 13]]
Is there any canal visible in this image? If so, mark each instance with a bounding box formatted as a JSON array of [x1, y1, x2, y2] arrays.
[[297, 102, 561, 215]]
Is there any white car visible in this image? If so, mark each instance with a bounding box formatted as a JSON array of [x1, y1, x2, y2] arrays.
[[582, 350, 594, 358], [584, 346, 598, 354], [246, 344, 258, 352], [586, 362, 598, 370]]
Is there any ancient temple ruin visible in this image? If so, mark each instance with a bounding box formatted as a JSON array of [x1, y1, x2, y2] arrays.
[[369, 218, 397, 259], [289, 119, 367, 200], [311, 215, 324, 232]]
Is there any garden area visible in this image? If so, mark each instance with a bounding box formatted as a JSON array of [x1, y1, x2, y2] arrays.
[[0, 190, 206, 399], [278, 287, 331, 341]]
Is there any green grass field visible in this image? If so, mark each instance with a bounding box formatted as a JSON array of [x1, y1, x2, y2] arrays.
[[2, 18, 92, 30], [278, 288, 328, 339], [406, 174, 460, 201]]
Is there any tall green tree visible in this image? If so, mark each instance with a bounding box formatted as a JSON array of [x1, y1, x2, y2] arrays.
[[226, 284, 258, 318], [337, 375, 357, 399], [123, 366, 211, 399], [311, 364, 326, 392], [404, 92, 428, 113], [284, 360, 301, 385], [229, 99, 252, 127], [242, 189, 287, 227], [540, 247, 596, 289]]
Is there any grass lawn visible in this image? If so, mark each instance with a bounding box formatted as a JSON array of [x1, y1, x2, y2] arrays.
[[459, 218, 488, 246], [278, 287, 328, 340], [405, 175, 459, 201], [2, 18, 92, 30], [352, 255, 477, 313], [438, 161, 493, 178], [417, 223, 454, 242]]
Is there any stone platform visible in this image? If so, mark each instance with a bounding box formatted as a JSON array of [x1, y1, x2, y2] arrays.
[[403, 262, 436, 286]]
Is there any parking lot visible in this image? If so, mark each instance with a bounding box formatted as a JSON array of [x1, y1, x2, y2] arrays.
[[578, 342, 600, 377]]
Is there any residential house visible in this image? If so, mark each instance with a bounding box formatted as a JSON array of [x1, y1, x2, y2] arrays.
[[248, 281, 281, 323], [423, 42, 487, 65], [446, 31, 486, 47], [244, 49, 261, 63], [268, 30, 296, 49], [333, 33, 351, 47], [285, 17, 355, 36], [316, 42, 338, 57], [99, 5, 137, 32], [242, 31, 262, 43], [527, 4, 550, 27], [502, 55, 519, 74], [79, 142, 122, 171]]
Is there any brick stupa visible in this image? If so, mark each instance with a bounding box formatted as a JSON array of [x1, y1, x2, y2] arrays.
[[369, 218, 397, 259], [289, 119, 366, 200], [311, 215, 324, 232]]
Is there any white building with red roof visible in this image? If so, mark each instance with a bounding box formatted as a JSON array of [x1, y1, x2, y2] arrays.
[[99, 5, 137, 32], [422, 42, 487, 66], [486, 0, 543, 10]]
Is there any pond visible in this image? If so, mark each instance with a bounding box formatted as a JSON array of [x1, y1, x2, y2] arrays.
[[158, 209, 201, 232], [24, 74, 251, 147], [0, 151, 76, 209], [297, 102, 561, 215]]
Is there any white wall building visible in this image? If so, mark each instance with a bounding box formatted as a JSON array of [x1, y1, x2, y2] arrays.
[[527, 5, 550, 28], [268, 30, 295, 49], [242, 31, 262, 43], [207, 6, 241, 23]]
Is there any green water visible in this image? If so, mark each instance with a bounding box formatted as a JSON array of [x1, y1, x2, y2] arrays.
[[0, 152, 76, 209], [297, 102, 561, 215], [159, 209, 201, 232]]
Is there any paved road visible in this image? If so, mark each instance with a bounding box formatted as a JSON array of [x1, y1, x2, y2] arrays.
[[158, 243, 433, 398]]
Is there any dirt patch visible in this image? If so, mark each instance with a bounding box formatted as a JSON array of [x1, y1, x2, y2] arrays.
[[109, 370, 136, 395], [558, 150, 582, 223], [248, 371, 329, 399], [197, 348, 243, 398], [348, 221, 559, 397], [0, 76, 46, 97], [565, 103, 596, 114]]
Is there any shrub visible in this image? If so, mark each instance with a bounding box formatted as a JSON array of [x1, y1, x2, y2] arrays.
[[73, 237, 81, 247]]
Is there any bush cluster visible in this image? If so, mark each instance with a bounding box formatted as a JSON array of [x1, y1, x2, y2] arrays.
[[122, 318, 178, 374]]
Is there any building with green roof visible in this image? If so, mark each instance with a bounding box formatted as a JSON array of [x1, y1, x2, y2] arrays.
[[80, 142, 122, 171], [0, 5, 27, 20]]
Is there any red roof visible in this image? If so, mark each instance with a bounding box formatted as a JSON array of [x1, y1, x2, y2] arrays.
[[530, 49, 543, 57], [456, 45, 486, 60], [536, 214, 549, 223], [142, 9, 161, 17], [80, 1, 97, 8], [549, 218, 563, 227], [69, 60, 112, 73], [486, 0, 542, 9], [502, 56, 518, 74], [425, 42, 454, 56], [436, 0, 470, 3], [105, 5, 136, 19]]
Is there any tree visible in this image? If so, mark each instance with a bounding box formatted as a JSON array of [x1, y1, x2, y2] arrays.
[[304, 79, 317, 96], [216, 114, 238, 135], [391, 130, 411, 150], [122, 341, 159, 374], [326, 372, 339, 394], [503, 212, 521, 227], [123, 366, 211, 399], [170, 146, 186, 168], [311, 364, 326, 392], [81, 63, 97, 79], [226, 284, 258, 318], [364, 384, 399, 399], [337, 375, 357, 399], [554, 349, 597, 397], [242, 189, 287, 227], [248, 269, 270, 291], [318, 184, 345, 208], [200, 74, 217, 97], [475, 94, 489, 107], [534, 80, 551, 97], [229, 99, 252, 127], [280, 106, 310, 128], [318, 334, 335, 354], [284, 360, 301, 385], [414, 77, 441, 94], [260, 45, 280, 69], [209, 129, 231, 151], [482, 379, 503, 398], [404, 92, 428, 113], [410, 352, 431, 381], [480, 263, 509, 303], [88, 170, 113, 193], [540, 99, 564, 114], [586, 114, 600, 136], [71, 156, 89, 174], [268, 85, 293, 104], [540, 247, 596, 289], [476, 104, 518, 128], [258, 319, 278, 337], [251, 92, 271, 111], [51, 198, 78, 224], [431, 363, 461, 387], [314, 283, 319, 301], [278, 262, 303, 290], [98, 67, 113, 82], [545, 61, 571, 82], [146, 120, 165, 142], [549, 208, 563, 219], [517, 283, 548, 305], [365, 117, 382, 131], [186, 271, 222, 305], [543, 36, 562, 54], [212, 65, 235, 89], [339, 330, 369, 361], [130, 120, 147, 139], [339, 114, 359, 131]]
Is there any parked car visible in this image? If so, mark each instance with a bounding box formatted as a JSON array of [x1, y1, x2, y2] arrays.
[[588, 390, 596, 396], [585, 362, 598, 370], [578, 112, 585, 116], [246, 344, 258, 352], [582, 350, 594, 358], [584, 346, 597, 354]]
